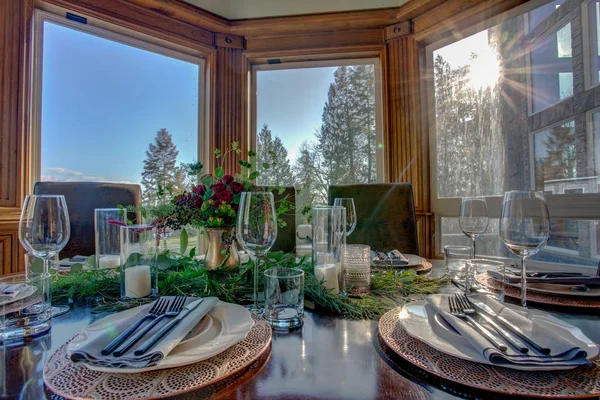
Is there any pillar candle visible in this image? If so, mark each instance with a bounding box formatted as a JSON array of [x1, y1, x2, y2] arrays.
[[98, 255, 120, 270], [124, 265, 151, 298], [314, 264, 339, 293]]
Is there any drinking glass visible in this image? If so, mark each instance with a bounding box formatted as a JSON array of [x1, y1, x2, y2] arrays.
[[444, 245, 473, 280], [333, 198, 357, 237], [459, 196, 488, 258], [342, 244, 371, 297], [19, 195, 71, 317], [464, 258, 505, 296], [263, 267, 304, 330], [236, 192, 278, 314], [499, 191, 550, 308]]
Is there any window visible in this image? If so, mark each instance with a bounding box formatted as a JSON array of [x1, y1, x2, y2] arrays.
[[35, 12, 205, 207], [427, 0, 600, 270], [584, 0, 600, 88], [252, 61, 383, 211]]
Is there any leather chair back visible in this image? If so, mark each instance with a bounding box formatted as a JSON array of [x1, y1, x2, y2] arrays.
[[33, 182, 142, 258], [328, 183, 419, 255]]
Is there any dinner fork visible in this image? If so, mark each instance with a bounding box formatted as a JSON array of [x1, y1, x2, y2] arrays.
[[113, 296, 186, 357], [448, 296, 507, 352], [101, 297, 169, 355], [456, 294, 529, 354]]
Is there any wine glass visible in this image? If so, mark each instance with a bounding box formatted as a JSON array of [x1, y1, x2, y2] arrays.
[[236, 192, 278, 314], [459, 196, 489, 258], [333, 198, 356, 237], [19, 195, 71, 317], [499, 191, 550, 308]]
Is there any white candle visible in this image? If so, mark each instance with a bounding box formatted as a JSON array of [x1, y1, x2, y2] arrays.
[[314, 264, 339, 293], [124, 265, 152, 298], [98, 255, 120, 270]]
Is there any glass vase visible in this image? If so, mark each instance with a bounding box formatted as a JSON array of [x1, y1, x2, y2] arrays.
[[95, 208, 124, 270], [119, 225, 157, 300], [312, 205, 346, 294]]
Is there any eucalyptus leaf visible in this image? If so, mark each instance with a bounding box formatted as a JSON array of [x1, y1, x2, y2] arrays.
[[180, 228, 189, 255], [215, 167, 225, 179], [189, 247, 196, 258], [157, 254, 172, 270], [69, 263, 83, 274], [124, 253, 142, 268], [262, 163, 270, 169], [84, 255, 96, 270], [249, 171, 259, 180]]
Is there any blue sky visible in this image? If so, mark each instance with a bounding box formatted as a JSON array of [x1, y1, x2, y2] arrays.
[[41, 21, 337, 183]]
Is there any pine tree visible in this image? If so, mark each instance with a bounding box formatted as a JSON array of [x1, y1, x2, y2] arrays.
[[141, 128, 180, 206], [256, 123, 294, 186]]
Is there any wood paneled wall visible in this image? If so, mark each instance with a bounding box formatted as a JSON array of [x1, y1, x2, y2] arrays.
[[0, 0, 531, 272]]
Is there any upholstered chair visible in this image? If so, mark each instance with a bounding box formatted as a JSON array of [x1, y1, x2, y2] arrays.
[[33, 182, 142, 258], [328, 183, 419, 255]]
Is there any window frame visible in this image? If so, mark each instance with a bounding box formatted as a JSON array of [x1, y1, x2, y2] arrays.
[[582, 0, 600, 90], [31, 10, 209, 188], [425, 0, 600, 264], [249, 58, 386, 183]]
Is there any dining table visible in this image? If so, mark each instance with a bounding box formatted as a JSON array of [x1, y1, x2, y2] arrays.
[[2, 260, 599, 400]]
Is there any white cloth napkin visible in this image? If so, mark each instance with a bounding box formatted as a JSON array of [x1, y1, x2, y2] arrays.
[[70, 296, 218, 369], [371, 249, 409, 266], [426, 294, 590, 368]]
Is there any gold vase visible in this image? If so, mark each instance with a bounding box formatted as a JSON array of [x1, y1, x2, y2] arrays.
[[204, 228, 240, 271]]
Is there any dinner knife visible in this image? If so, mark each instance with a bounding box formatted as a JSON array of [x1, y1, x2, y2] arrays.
[[133, 298, 204, 356], [468, 298, 551, 355]]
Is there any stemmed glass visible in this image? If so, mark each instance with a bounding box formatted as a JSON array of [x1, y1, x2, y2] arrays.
[[499, 191, 550, 308], [459, 196, 489, 258], [236, 192, 278, 314], [19, 195, 71, 316], [333, 198, 356, 237]]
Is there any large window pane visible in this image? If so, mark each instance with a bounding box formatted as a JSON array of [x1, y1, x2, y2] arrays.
[[441, 217, 600, 267], [588, 0, 600, 87], [41, 21, 200, 206], [255, 64, 380, 207]]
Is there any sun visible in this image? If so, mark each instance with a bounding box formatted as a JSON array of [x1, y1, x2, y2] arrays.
[[468, 48, 501, 90]]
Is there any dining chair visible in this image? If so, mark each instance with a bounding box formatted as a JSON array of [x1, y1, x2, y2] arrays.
[[257, 186, 296, 253], [33, 181, 142, 258], [328, 183, 419, 255]]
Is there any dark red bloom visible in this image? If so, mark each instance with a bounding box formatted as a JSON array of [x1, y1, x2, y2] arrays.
[[217, 189, 234, 203], [193, 195, 203, 208], [193, 184, 207, 196], [230, 181, 244, 194], [219, 174, 234, 185], [210, 183, 226, 193]]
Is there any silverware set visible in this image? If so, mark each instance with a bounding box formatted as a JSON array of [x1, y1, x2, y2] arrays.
[[448, 294, 550, 355], [102, 296, 187, 357]]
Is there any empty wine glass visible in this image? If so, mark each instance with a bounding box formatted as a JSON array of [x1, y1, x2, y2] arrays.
[[19, 195, 71, 317], [236, 192, 278, 314], [459, 196, 489, 258], [499, 191, 550, 308], [333, 198, 356, 237]]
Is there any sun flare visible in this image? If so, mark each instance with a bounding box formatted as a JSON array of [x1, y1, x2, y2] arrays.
[[468, 49, 501, 90]]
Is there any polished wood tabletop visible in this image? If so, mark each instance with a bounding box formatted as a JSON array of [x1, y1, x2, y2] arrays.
[[2, 262, 599, 400]]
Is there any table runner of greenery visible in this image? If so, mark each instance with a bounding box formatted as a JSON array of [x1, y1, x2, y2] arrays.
[[53, 251, 445, 320]]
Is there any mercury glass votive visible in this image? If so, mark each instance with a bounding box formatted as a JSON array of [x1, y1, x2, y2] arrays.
[[343, 244, 371, 297], [120, 225, 157, 300]]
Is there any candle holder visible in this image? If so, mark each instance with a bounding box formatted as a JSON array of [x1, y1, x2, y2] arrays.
[[95, 208, 125, 270], [312, 206, 346, 294], [120, 225, 157, 300]]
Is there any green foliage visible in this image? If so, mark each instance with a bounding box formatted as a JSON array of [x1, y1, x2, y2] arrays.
[[53, 251, 445, 319], [179, 228, 189, 255]]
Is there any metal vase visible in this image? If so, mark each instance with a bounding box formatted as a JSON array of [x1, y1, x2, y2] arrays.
[[204, 228, 240, 271]]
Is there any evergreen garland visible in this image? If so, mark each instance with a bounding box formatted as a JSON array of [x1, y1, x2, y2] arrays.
[[53, 251, 446, 320]]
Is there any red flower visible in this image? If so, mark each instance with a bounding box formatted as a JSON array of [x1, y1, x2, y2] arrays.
[[230, 181, 244, 194], [217, 189, 234, 203], [210, 183, 226, 193], [193, 184, 207, 196], [193, 195, 203, 208], [219, 174, 234, 185]]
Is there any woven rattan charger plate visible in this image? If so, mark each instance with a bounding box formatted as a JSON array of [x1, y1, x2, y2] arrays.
[[476, 273, 600, 309], [43, 314, 271, 399], [378, 307, 600, 398]]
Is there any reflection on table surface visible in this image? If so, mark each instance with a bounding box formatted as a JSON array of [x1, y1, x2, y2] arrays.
[[2, 260, 598, 400]]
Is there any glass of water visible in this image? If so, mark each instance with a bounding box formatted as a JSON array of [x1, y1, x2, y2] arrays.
[[263, 267, 304, 330], [444, 245, 473, 280]]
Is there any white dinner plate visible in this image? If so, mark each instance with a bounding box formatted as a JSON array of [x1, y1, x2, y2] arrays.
[[399, 300, 598, 371], [489, 274, 600, 298], [0, 285, 37, 307], [67, 301, 254, 373]]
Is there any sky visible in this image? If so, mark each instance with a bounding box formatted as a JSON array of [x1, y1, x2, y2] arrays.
[[41, 21, 199, 183], [41, 20, 339, 183]]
